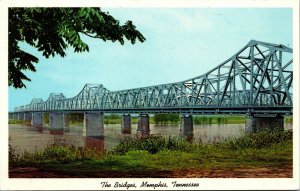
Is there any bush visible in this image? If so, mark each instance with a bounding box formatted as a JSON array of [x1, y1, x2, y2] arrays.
[[220, 129, 292, 150], [110, 136, 194, 155], [42, 145, 77, 161], [9, 144, 20, 164], [9, 144, 106, 165]]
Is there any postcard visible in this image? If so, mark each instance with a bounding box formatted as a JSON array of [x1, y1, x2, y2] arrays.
[[1, 0, 299, 190]]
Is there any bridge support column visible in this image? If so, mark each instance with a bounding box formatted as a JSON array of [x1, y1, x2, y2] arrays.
[[84, 112, 104, 137], [31, 112, 43, 127], [245, 114, 284, 133], [49, 112, 69, 130], [9, 113, 13, 119], [64, 114, 70, 131], [13, 113, 18, 120], [24, 112, 32, 122], [181, 115, 193, 135], [137, 114, 150, 136], [18, 113, 23, 120], [121, 114, 131, 134]]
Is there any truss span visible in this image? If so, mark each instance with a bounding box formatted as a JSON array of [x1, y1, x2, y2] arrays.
[[14, 40, 293, 114]]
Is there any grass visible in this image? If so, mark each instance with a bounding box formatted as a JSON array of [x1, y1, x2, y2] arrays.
[[8, 119, 30, 124], [193, 115, 246, 124], [9, 143, 106, 166], [110, 136, 195, 154], [9, 129, 293, 177]]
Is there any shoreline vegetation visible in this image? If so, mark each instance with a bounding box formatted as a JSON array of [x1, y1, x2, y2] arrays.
[[9, 129, 293, 178], [9, 114, 293, 125]]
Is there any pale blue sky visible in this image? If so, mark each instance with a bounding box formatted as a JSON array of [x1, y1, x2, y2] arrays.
[[8, 8, 292, 111]]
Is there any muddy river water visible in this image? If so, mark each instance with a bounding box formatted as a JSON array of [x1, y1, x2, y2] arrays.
[[9, 123, 292, 153]]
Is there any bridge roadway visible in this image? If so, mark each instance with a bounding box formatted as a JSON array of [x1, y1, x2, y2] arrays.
[[9, 40, 293, 136]]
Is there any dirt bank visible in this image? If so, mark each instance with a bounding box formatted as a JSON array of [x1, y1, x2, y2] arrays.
[[9, 166, 292, 178]]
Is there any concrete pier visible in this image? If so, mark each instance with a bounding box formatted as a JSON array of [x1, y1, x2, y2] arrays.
[[121, 114, 131, 134], [64, 114, 70, 131], [181, 115, 193, 135], [24, 112, 32, 121], [31, 112, 43, 127], [49, 113, 69, 130], [13, 113, 18, 120], [245, 113, 284, 133], [84, 112, 104, 137], [17, 113, 23, 120], [137, 114, 150, 135]]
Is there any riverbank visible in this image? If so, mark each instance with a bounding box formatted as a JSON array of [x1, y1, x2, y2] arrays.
[[9, 165, 292, 178], [9, 129, 293, 178]]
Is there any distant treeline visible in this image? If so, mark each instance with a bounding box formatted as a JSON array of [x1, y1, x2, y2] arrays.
[[69, 114, 84, 123], [42, 113, 84, 124], [284, 117, 293, 123], [153, 115, 246, 125], [39, 113, 293, 125], [104, 114, 121, 124], [193, 116, 244, 124], [153, 114, 180, 125], [43, 113, 49, 123]]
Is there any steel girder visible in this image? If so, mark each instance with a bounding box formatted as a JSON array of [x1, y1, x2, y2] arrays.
[[14, 40, 293, 114]]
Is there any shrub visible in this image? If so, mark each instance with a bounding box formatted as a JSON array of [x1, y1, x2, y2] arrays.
[[9, 144, 20, 164], [220, 129, 292, 150], [110, 136, 194, 155], [42, 145, 77, 161], [9, 144, 106, 165]]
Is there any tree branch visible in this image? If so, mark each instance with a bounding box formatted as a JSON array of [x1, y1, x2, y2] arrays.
[[82, 32, 99, 39]]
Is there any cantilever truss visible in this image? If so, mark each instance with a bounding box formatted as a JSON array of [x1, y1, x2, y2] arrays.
[[15, 40, 293, 114]]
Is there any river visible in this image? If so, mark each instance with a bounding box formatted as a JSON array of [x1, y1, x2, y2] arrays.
[[9, 123, 292, 153]]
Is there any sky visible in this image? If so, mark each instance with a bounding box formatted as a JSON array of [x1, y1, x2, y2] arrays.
[[8, 8, 293, 111]]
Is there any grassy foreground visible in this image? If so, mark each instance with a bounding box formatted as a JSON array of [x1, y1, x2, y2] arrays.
[[9, 130, 293, 178]]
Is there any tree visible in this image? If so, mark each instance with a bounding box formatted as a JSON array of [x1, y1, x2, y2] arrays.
[[153, 113, 180, 125], [9, 8, 146, 88]]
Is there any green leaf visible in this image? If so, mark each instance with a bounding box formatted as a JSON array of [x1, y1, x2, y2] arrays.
[[9, 7, 145, 88]]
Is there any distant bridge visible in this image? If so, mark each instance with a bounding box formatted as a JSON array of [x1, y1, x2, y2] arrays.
[[10, 40, 293, 135]]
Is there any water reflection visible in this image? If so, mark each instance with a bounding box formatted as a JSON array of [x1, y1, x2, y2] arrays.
[[49, 130, 64, 135], [33, 126, 43, 133], [84, 136, 104, 151], [49, 130, 66, 145], [137, 130, 151, 137], [121, 128, 131, 134], [179, 128, 194, 142], [137, 122, 150, 137], [183, 134, 194, 143]]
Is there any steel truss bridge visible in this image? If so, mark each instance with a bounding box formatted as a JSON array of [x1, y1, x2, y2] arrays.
[[14, 40, 293, 115]]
